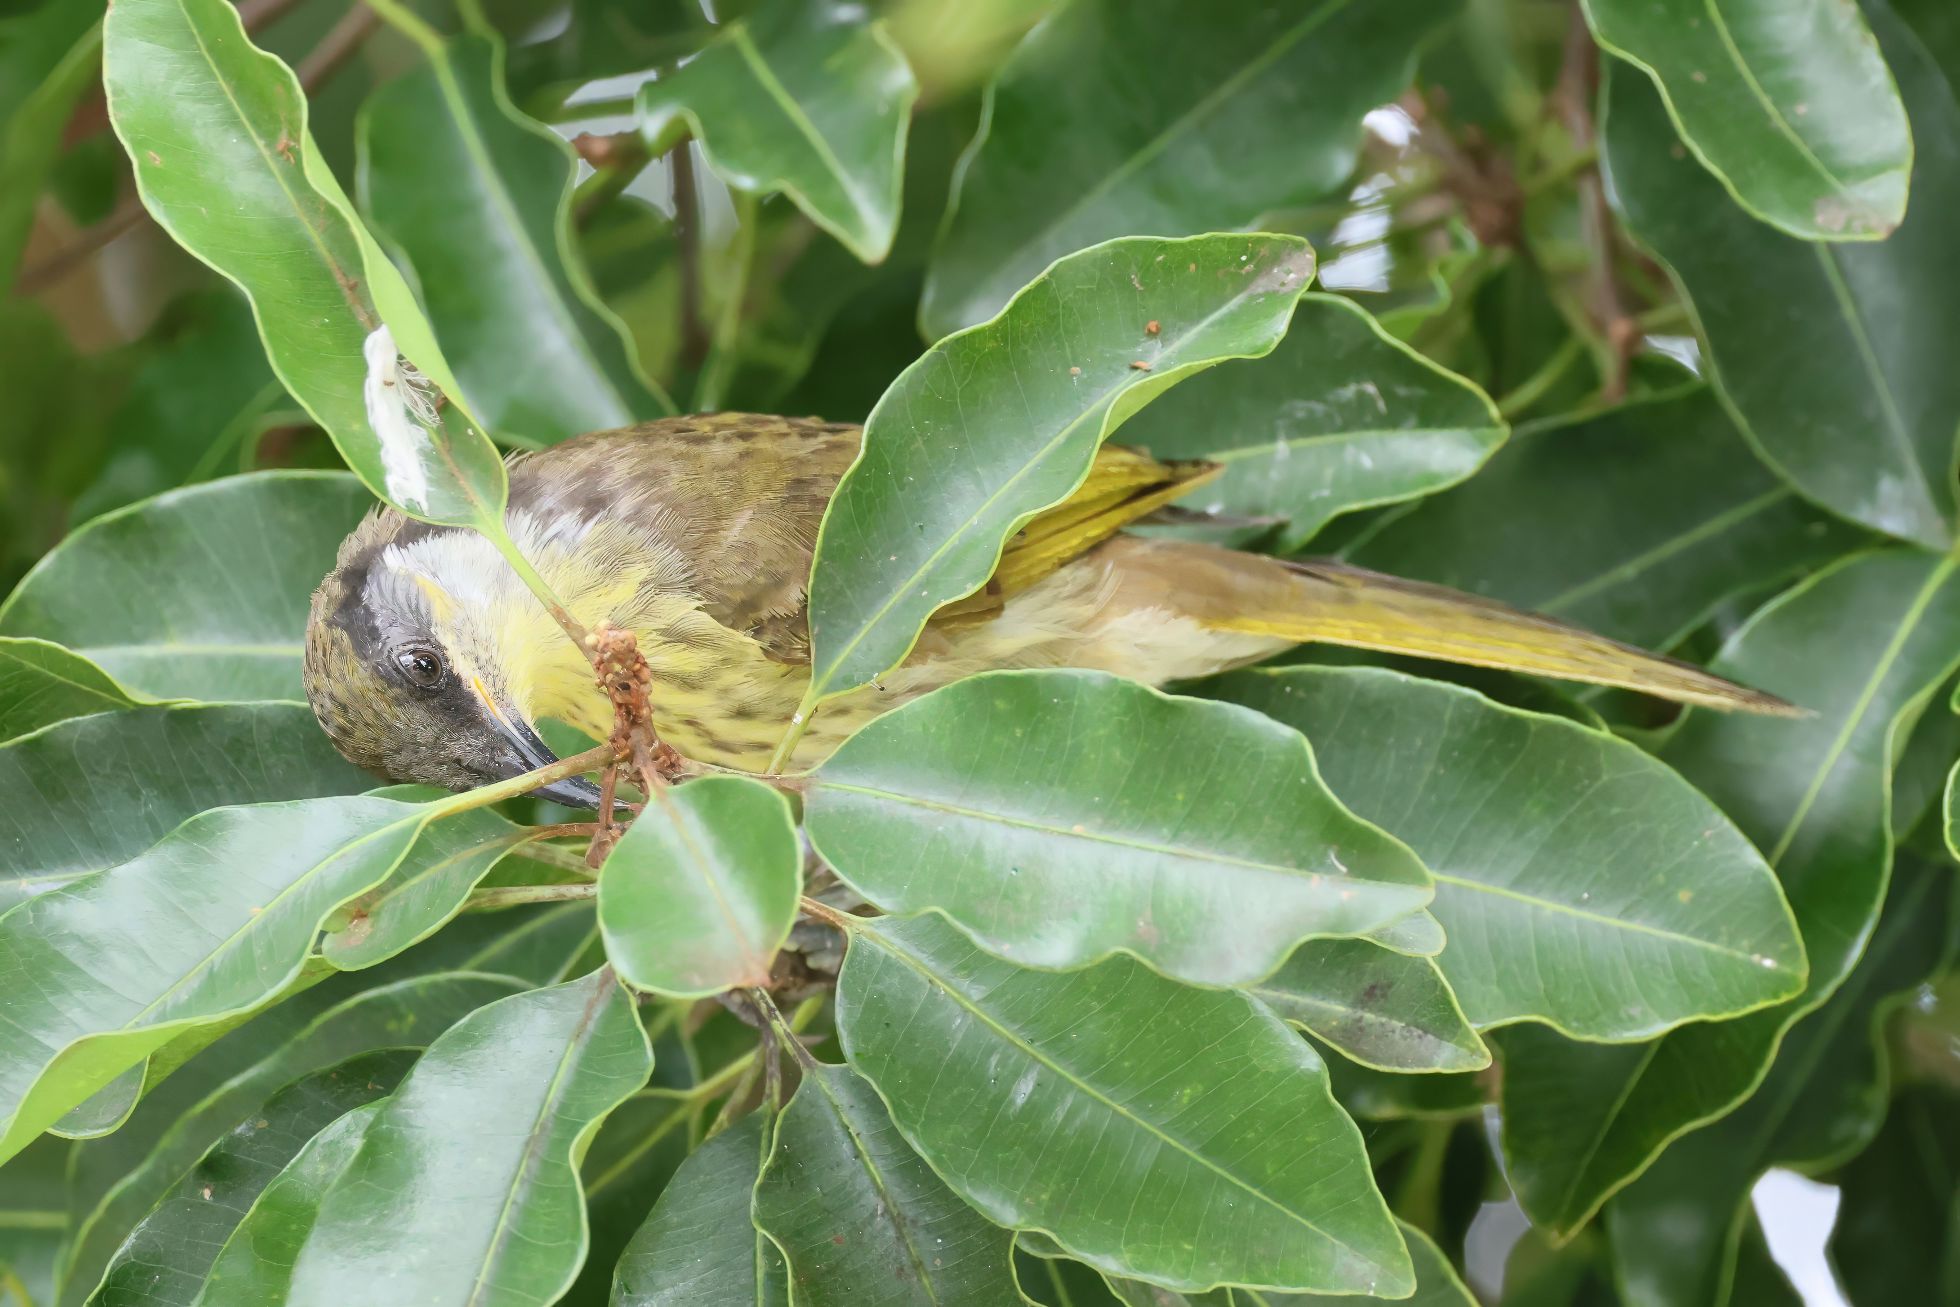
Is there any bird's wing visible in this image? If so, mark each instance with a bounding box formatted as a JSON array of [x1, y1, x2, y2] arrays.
[[508, 415, 1202, 663]]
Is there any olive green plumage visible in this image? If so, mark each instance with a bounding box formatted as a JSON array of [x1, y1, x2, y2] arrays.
[[304, 414, 1792, 803]]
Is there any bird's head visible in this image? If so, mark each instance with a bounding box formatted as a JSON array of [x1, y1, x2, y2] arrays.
[[303, 512, 603, 808]]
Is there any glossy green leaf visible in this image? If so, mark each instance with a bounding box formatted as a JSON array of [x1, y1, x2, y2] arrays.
[[612, 1112, 787, 1307], [0, 7, 101, 292], [1249, 939, 1488, 1074], [920, 0, 1455, 336], [1827, 1083, 1960, 1307], [104, 0, 507, 526], [807, 670, 1430, 986], [194, 1101, 382, 1307], [1238, 1222, 1475, 1307], [1118, 294, 1505, 552], [283, 970, 652, 1307], [0, 472, 373, 701], [360, 24, 669, 446], [1490, 549, 1960, 1236], [1607, 854, 1953, 1307], [0, 640, 144, 744], [58, 973, 520, 1307], [321, 806, 540, 972], [1601, 18, 1960, 549], [1349, 388, 1864, 651], [599, 775, 801, 998], [89, 1050, 414, 1307], [1584, 0, 1911, 240], [0, 795, 442, 1166], [806, 233, 1313, 706], [755, 1063, 1021, 1306], [1212, 666, 1804, 1038], [1366, 911, 1446, 958], [0, 703, 371, 914], [836, 915, 1413, 1296], [636, 0, 918, 263]]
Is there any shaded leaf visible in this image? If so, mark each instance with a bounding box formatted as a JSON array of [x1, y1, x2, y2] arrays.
[[58, 972, 520, 1307], [284, 970, 653, 1307], [920, 0, 1456, 335], [0, 472, 373, 701], [194, 1101, 382, 1307], [0, 1135, 70, 1307], [807, 670, 1430, 986], [612, 1112, 787, 1307], [1491, 549, 1960, 1236], [0, 640, 143, 745], [1607, 853, 1954, 1307], [0, 3, 100, 291], [636, 0, 918, 263], [1600, 19, 1960, 549], [836, 915, 1412, 1296], [1828, 1082, 1960, 1307], [0, 703, 371, 914], [1349, 388, 1864, 651], [1119, 294, 1505, 552], [1250, 939, 1488, 1074], [755, 1063, 1021, 1306], [104, 0, 506, 525], [1212, 666, 1804, 1038], [360, 24, 670, 446], [1584, 0, 1911, 239], [600, 775, 801, 998], [0, 796, 443, 1165], [806, 232, 1314, 705], [89, 1050, 414, 1307]]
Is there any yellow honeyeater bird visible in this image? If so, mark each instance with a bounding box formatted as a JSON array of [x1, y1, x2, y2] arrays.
[[302, 414, 1793, 806]]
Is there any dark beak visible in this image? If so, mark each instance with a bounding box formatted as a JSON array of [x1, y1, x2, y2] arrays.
[[492, 714, 604, 809]]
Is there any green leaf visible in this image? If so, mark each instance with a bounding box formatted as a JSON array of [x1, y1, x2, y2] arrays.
[[1117, 294, 1505, 552], [754, 1063, 1022, 1306], [320, 807, 541, 972], [103, 0, 507, 526], [806, 670, 1431, 987], [1248, 939, 1489, 1074], [806, 232, 1316, 707], [1583, 0, 1911, 240], [836, 915, 1413, 1296], [1489, 549, 1960, 1236], [1828, 1083, 1960, 1307], [58, 973, 521, 1307], [636, 0, 918, 263], [0, 8, 101, 292], [1600, 15, 1960, 550], [1607, 853, 1954, 1307], [920, 0, 1457, 336], [612, 1112, 787, 1307], [1238, 1222, 1476, 1306], [359, 24, 670, 446], [0, 703, 372, 914], [1211, 666, 1805, 1038], [282, 970, 652, 1307], [1349, 388, 1864, 651], [89, 1049, 414, 1307], [0, 1136, 70, 1307], [195, 1101, 383, 1307], [73, 289, 295, 524], [599, 775, 802, 998], [0, 795, 442, 1166], [0, 640, 144, 744], [0, 472, 374, 701]]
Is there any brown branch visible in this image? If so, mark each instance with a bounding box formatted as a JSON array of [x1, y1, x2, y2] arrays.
[[15, 196, 147, 295], [294, 1, 380, 93], [669, 139, 711, 371], [1551, 4, 1636, 401]]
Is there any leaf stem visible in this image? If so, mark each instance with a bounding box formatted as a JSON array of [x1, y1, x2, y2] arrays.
[[485, 527, 590, 647], [766, 695, 819, 775], [430, 742, 622, 818], [694, 191, 759, 411], [1495, 333, 1587, 421], [464, 882, 597, 910]]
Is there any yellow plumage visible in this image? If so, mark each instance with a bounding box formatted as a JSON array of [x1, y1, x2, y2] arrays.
[[303, 415, 1792, 792]]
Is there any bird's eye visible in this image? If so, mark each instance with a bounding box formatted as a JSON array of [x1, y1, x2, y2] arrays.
[[394, 645, 447, 690]]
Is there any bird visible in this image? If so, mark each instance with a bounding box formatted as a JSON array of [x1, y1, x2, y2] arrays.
[[302, 413, 1795, 806]]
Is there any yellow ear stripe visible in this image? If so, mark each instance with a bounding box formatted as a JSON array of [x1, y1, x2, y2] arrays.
[[410, 572, 459, 626]]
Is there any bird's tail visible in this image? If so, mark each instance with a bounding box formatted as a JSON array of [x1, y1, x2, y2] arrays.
[[1196, 554, 1799, 716]]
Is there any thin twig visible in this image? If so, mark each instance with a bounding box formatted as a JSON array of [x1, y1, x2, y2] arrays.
[[237, 0, 311, 32], [16, 198, 146, 295], [295, 1, 381, 93], [1552, 5, 1636, 401], [670, 139, 711, 371]]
